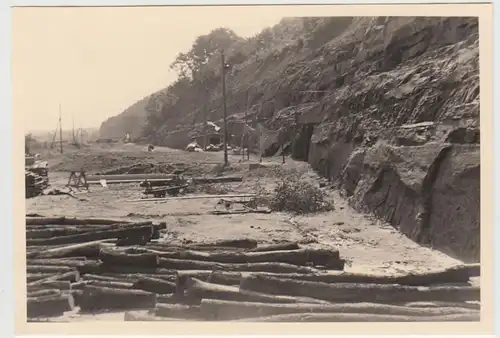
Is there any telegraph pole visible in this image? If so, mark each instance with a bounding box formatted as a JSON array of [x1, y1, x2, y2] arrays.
[[59, 104, 63, 154], [221, 50, 228, 165]]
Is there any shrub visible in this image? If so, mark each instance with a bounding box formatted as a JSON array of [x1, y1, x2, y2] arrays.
[[267, 175, 334, 214]]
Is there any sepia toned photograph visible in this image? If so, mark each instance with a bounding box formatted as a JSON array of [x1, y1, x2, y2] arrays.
[[12, 4, 493, 332]]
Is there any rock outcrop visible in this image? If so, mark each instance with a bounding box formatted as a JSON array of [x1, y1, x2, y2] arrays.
[[100, 17, 480, 262]]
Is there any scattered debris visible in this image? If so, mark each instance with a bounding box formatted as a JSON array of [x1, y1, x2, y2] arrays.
[[25, 160, 49, 198]]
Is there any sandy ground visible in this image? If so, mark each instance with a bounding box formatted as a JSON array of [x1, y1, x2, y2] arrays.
[[26, 143, 466, 322]]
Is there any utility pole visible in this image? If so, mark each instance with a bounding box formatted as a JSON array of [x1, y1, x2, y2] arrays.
[[59, 104, 63, 154], [221, 50, 228, 165]]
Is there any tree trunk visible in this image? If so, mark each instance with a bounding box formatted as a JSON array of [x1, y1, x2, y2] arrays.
[[132, 276, 177, 294], [28, 280, 71, 292], [27, 265, 74, 274], [72, 280, 134, 290], [239, 275, 481, 303], [249, 242, 300, 252], [26, 225, 154, 246], [175, 271, 212, 293], [99, 248, 159, 267], [251, 264, 479, 286], [27, 271, 80, 287], [27, 289, 61, 298], [78, 285, 156, 312], [99, 273, 176, 282], [27, 293, 75, 318], [199, 299, 478, 321], [27, 258, 88, 267], [154, 303, 202, 320], [183, 277, 330, 305], [156, 293, 200, 306], [77, 261, 176, 275], [159, 258, 318, 273], [27, 273, 53, 283], [26, 217, 131, 226], [189, 238, 258, 249], [26, 221, 154, 239], [144, 245, 246, 253], [232, 312, 481, 322], [207, 271, 242, 286], [155, 248, 340, 267], [28, 240, 115, 259]]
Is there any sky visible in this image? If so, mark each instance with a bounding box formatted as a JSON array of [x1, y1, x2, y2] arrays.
[[12, 6, 286, 133]]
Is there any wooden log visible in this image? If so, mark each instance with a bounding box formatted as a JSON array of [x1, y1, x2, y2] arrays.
[[251, 264, 479, 286], [72, 280, 134, 290], [28, 281, 71, 291], [26, 257, 87, 266], [127, 194, 257, 203], [132, 276, 177, 294], [159, 258, 318, 274], [156, 293, 200, 306], [99, 273, 176, 282], [27, 258, 87, 268], [199, 299, 479, 321], [27, 265, 74, 274], [175, 271, 212, 293], [87, 173, 174, 181], [184, 278, 331, 305], [27, 273, 53, 283], [207, 271, 242, 286], [144, 244, 246, 253], [154, 303, 202, 320], [26, 222, 153, 239], [70, 289, 84, 306], [26, 217, 131, 226], [78, 285, 156, 312], [193, 238, 258, 249], [158, 248, 341, 267], [404, 301, 481, 310], [27, 271, 80, 287], [76, 262, 177, 275], [124, 311, 188, 321], [192, 176, 243, 184], [249, 242, 300, 252], [78, 274, 125, 282], [232, 312, 481, 322], [27, 293, 75, 318], [99, 248, 159, 267], [239, 275, 481, 303], [27, 289, 61, 298], [27, 225, 154, 246], [28, 240, 115, 259]]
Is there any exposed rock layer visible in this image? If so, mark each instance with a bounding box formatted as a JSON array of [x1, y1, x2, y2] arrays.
[[99, 17, 480, 262]]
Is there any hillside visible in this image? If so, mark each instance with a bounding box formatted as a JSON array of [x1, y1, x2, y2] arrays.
[[99, 16, 480, 262]]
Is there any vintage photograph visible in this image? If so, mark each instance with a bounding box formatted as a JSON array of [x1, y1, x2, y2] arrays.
[[15, 5, 484, 325]]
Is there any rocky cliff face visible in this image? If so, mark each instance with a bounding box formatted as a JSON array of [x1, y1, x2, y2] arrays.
[[100, 16, 480, 262]]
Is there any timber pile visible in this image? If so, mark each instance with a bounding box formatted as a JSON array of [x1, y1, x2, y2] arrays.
[[25, 216, 481, 322], [25, 169, 49, 199]]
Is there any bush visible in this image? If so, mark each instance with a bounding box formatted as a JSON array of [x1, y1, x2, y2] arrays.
[[267, 175, 334, 214]]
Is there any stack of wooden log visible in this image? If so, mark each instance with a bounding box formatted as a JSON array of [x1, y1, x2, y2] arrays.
[[25, 168, 49, 198], [25, 216, 481, 322]]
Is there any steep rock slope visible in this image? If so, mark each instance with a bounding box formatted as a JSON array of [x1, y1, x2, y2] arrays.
[[100, 17, 480, 262]]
